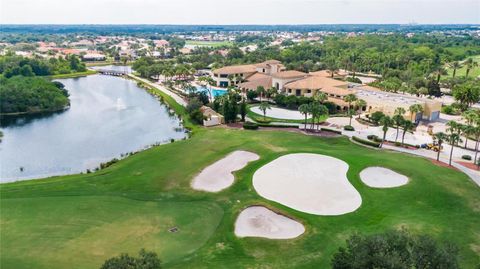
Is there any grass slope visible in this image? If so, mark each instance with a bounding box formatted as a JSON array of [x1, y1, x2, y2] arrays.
[[1, 128, 479, 268]]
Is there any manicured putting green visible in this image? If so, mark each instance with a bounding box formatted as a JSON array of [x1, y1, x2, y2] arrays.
[[1, 196, 222, 269]]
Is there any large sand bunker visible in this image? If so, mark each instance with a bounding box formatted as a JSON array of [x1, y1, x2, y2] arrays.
[[192, 150, 259, 192], [253, 153, 361, 215], [234, 206, 305, 239], [360, 167, 409, 188]]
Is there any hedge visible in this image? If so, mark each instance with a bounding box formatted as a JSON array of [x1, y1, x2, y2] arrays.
[[243, 121, 259, 130], [352, 136, 380, 148], [257, 123, 299, 128]]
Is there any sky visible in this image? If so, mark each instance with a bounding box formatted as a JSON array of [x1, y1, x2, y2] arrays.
[[1, 0, 479, 25]]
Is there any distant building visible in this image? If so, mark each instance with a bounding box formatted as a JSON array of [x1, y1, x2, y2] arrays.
[[212, 60, 441, 120], [82, 51, 106, 61]]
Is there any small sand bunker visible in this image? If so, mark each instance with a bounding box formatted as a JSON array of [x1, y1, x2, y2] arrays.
[[360, 167, 408, 188], [253, 153, 361, 215], [234, 206, 305, 239], [192, 150, 259, 192]]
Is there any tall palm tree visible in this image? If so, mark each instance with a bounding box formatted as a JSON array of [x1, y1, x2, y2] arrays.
[[355, 99, 367, 119], [309, 102, 321, 131], [393, 107, 406, 142], [433, 132, 448, 161], [379, 115, 392, 148], [258, 102, 271, 120], [446, 121, 463, 166], [298, 103, 310, 131], [256, 86, 265, 102], [408, 104, 424, 123], [316, 104, 329, 131], [464, 58, 479, 78], [344, 94, 357, 126], [449, 61, 463, 78], [431, 66, 447, 84], [401, 120, 415, 146]]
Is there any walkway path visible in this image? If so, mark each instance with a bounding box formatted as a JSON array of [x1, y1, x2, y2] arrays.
[[323, 117, 480, 187], [128, 74, 187, 107], [381, 144, 480, 187]]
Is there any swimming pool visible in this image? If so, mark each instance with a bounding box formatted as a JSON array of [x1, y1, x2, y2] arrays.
[[196, 85, 228, 98]]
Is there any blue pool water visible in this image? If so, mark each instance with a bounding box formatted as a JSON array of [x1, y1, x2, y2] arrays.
[[196, 86, 227, 98]]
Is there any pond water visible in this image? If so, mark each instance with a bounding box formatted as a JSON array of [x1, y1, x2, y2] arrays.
[[0, 74, 186, 182]]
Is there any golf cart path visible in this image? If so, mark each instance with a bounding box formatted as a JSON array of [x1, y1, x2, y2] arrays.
[[129, 74, 188, 106]]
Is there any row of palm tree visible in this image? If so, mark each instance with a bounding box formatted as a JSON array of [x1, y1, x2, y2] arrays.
[[298, 102, 329, 131], [433, 110, 480, 167], [378, 107, 415, 148], [448, 58, 478, 78]]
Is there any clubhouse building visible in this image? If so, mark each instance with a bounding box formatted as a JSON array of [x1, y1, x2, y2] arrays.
[[212, 60, 441, 121]]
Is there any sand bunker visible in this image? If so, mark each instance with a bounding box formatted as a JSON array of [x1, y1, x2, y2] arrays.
[[360, 167, 408, 188], [234, 206, 305, 239], [253, 153, 361, 215], [192, 150, 259, 192]]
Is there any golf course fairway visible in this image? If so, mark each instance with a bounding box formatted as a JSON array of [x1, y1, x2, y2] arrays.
[[1, 128, 479, 268]]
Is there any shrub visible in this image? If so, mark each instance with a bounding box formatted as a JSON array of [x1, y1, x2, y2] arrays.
[[352, 136, 380, 148], [370, 111, 385, 125], [243, 121, 259, 130], [367, 134, 378, 140], [441, 105, 455, 115], [101, 249, 161, 269], [332, 229, 459, 269], [344, 125, 355, 131], [346, 77, 362, 83], [394, 141, 402, 147], [462, 155, 472, 160]]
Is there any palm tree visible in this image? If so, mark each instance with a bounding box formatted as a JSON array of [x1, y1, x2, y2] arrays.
[[309, 102, 321, 131], [393, 107, 406, 142], [379, 115, 392, 148], [298, 103, 310, 131], [256, 86, 265, 102], [449, 61, 463, 78], [313, 91, 328, 104], [433, 132, 448, 161], [431, 66, 447, 84], [464, 58, 479, 78], [316, 104, 329, 131], [344, 94, 357, 126], [258, 102, 271, 120], [408, 104, 424, 123], [446, 121, 463, 166], [354, 99, 367, 119], [401, 120, 415, 146]]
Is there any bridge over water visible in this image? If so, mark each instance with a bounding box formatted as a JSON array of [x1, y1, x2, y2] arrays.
[[97, 69, 130, 76]]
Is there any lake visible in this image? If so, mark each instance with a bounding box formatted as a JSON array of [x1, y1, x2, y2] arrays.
[[0, 74, 186, 182]]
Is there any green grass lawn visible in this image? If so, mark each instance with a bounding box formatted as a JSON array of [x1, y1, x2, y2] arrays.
[[1, 128, 479, 268], [444, 55, 480, 79], [49, 70, 98, 79], [185, 40, 232, 47]]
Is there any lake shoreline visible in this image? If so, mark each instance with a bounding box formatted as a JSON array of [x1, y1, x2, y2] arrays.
[[1, 73, 187, 182]]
